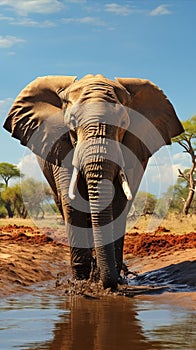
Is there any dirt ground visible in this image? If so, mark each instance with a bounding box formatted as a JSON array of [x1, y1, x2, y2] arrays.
[[0, 223, 195, 300]]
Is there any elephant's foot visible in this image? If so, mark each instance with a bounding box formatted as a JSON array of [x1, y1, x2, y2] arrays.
[[102, 276, 118, 290], [71, 255, 100, 282], [89, 256, 118, 290], [71, 264, 91, 280], [70, 247, 92, 280]]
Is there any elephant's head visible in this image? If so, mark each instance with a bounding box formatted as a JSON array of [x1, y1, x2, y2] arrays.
[[4, 74, 183, 289], [59, 75, 132, 202]]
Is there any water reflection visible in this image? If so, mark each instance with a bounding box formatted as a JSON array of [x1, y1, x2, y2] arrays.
[[0, 294, 69, 350], [136, 300, 196, 349], [45, 296, 161, 350], [0, 292, 195, 350]]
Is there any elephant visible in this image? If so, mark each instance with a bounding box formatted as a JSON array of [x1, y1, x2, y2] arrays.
[[4, 74, 183, 289]]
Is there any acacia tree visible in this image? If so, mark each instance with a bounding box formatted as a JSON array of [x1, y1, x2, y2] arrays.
[[172, 116, 196, 215], [0, 162, 22, 187], [1, 184, 27, 218], [0, 162, 23, 217]]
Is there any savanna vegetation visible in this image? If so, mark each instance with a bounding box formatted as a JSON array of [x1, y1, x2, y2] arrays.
[[0, 163, 55, 219], [172, 116, 196, 214]]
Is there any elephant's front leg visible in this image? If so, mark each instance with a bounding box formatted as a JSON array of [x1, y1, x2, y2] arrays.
[[60, 168, 93, 280]]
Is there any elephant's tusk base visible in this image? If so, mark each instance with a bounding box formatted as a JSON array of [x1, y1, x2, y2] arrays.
[[69, 193, 76, 200]]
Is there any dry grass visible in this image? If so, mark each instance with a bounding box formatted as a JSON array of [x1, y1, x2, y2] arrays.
[[126, 213, 196, 235], [0, 217, 36, 228], [0, 214, 196, 235]]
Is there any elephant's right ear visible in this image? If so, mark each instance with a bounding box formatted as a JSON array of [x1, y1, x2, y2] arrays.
[[116, 77, 184, 163], [3, 75, 77, 164], [116, 77, 184, 143]]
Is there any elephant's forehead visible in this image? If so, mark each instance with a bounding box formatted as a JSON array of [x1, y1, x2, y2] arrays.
[[67, 76, 130, 105], [69, 75, 125, 91], [80, 74, 106, 80]]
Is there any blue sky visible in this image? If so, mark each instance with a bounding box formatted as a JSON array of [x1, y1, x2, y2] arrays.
[[0, 0, 195, 195]]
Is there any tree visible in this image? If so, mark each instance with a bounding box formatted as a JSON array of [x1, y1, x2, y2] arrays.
[[0, 162, 22, 187], [1, 184, 27, 218], [0, 162, 23, 217], [172, 116, 196, 215], [130, 191, 157, 217], [0, 177, 52, 219], [0, 184, 7, 218], [21, 178, 52, 219], [160, 176, 196, 215]]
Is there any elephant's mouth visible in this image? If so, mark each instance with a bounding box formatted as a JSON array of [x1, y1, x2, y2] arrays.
[[68, 133, 132, 202], [69, 165, 132, 202]]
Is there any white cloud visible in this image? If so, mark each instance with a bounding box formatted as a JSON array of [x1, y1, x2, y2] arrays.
[[13, 17, 55, 27], [172, 152, 190, 163], [79, 17, 104, 25], [18, 152, 45, 181], [0, 13, 55, 27], [150, 4, 171, 16], [0, 98, 13, 130], [0, 97, 13, 106], [0, 98, 13, 112], [104, 3, 132, 16], [62, 16, 106, 26], [65, 0, 87, 3], [0, 14, 13, 21], [0, 0, 63, 16], [0, 35, 25, 48], [139, 148, 190, 196]]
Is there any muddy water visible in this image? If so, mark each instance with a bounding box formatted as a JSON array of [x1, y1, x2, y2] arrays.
[[0, 289, 195, 350]]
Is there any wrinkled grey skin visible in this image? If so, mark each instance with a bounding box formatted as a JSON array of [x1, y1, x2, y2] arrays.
[[38, 99, 131, 289], [4, 74, 184, 289]]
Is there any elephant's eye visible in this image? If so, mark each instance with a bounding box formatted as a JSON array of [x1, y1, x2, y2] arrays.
[[120, 113, 130, 130], [121, 120, 127, 129], [70, 115, 77, 130]]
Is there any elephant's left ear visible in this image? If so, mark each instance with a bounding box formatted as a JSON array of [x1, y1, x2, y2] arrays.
[[116, 78, 184, 158], [4, 75, 77, 163]]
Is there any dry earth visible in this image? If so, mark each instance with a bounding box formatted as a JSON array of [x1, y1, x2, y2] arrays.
[[0, 224, 195, 300]]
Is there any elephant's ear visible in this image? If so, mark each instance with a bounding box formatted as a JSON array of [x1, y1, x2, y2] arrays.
[[116, 77, 184, 166], [4, 75, 77, 164]]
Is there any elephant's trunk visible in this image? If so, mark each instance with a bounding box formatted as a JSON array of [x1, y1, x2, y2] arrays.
[[83, 161, 119, 289], [68, 122, 132, 289]]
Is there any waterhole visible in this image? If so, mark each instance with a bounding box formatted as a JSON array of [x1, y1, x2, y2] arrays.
[[0, 287, 195, 350]]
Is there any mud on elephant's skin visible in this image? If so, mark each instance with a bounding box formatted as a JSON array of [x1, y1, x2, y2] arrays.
[[3, 74, 184, 289]]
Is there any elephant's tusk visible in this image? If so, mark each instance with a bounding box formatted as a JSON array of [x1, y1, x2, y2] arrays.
[[118, 168, 132, 201], [69, 167, 79, 200], [122, 181, 132, 201]]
